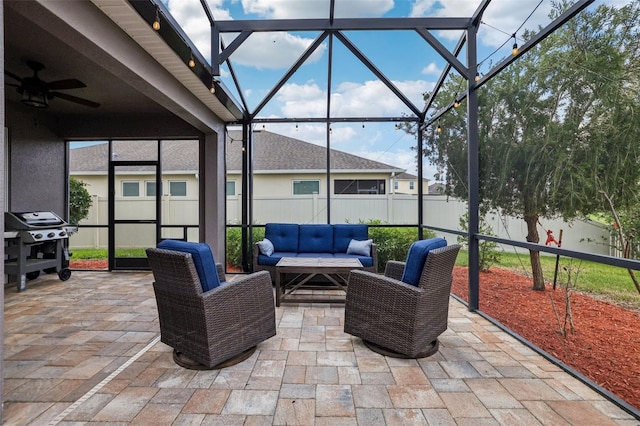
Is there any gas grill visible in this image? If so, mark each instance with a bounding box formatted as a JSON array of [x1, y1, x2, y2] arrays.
[[4, 211, 73, 292]]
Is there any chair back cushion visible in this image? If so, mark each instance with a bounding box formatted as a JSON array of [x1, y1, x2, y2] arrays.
[[265, 223, 299, 252], [298, 224, 333, 253], [333, 224, 369, 253], [401, 237, 447, 286], [157, 240, 221, 292]]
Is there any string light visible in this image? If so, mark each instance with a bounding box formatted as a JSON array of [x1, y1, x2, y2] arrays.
[[453, 93, 460, 108], [295, 123, 299, 131], [474, 72, 480, 82], [210, 77, 216, 94], [188, 51, 196, 68], [152, 7, 161, 31], [436, 122, 442, 134], [512, 33, 519, 56]]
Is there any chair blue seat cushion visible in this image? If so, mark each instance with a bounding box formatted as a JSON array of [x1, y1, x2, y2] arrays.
[[157, 240, 221, 292], [401, 237, 447, 286]]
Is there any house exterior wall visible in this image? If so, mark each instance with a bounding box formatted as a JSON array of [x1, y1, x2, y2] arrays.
[[226, 171, 392, 197], [6, 108, 67, 216]]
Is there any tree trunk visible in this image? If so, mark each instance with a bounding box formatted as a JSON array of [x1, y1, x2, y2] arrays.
[[524, 213, 546, 291]]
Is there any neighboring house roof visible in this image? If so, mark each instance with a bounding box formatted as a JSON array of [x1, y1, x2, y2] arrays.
[[428, 182, 446, 195], [69, 140, 198, 173], [226, 130, 403, 174], [70, 130, 405, 175], [394, 172, 428, 181]]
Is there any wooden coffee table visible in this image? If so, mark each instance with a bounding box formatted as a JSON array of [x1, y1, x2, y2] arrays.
[[275, 257, 363, 306]]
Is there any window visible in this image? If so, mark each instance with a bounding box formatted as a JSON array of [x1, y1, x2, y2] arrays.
[[169, 181, 187, 196], [394, 180, 398, 190], [122, 181, 139, 197], [334, 179, 385, 195], [293, 180, 320, 195], [409, 181, 415, 190], [145, 180, 157, 197], [226, 181, 236, 196]]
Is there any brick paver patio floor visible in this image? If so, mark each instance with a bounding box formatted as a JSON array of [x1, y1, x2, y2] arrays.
[[2, 271, 637, 425]]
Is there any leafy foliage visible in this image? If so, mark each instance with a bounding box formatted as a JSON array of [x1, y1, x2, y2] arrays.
[[457, 208, 501, 272], [411, 2, 640, 290], [69, 177, 92, 225]]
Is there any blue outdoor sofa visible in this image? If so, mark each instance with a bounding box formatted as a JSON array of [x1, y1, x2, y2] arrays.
[[253, 223, 378, 280]]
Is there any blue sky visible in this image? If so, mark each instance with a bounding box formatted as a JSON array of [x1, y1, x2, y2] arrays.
[[161, 0, 626, 181]]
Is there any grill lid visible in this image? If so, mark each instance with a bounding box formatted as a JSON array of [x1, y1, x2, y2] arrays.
[[5, 211, 67, 230]]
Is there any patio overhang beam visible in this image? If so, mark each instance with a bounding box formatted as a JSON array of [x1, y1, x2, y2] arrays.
[[129, 0, 245, 120], [422, 0, 595, 129], [212, 17, 472, 33]]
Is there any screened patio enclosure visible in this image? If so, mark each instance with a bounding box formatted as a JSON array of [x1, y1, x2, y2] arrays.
[[132, 0, 640, 313]]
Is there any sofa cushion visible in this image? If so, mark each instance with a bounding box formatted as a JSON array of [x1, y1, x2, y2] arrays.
[[298, 224, 334, 253], [265, 223, 299, 252], [257, 238, 274, 256], [401, 237, 447, 286], [157, 240, 221, 292], [347, 238, 373, 256], [333, 253, 373, 267], [333, 224, 369, 253]]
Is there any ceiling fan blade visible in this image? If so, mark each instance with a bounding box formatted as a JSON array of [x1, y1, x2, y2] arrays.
[[5, 82, 20, 88], [47, 79, 86, 90], [51, 91, 100, 108], [5, 70, 23, 83]]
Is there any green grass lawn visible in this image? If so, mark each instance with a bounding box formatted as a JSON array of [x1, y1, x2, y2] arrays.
[[456, 249, 640, 308]]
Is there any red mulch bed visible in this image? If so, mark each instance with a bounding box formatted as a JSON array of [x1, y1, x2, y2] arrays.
[[70, 260, 639, 410], [451, 266, 640, 411]]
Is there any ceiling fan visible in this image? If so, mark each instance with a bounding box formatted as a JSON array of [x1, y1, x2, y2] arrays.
[[5, 60, 100, 108]]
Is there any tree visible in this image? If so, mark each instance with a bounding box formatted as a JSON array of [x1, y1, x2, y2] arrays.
[[69, 177, 92, 225], [415, 1, 640, 290]]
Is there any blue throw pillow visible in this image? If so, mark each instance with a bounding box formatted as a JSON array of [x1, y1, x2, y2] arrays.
[[401, 238, 447, 286], [346, 239, 372, 256], [157, 240, 221, 292], [257, 238, 274, 256]]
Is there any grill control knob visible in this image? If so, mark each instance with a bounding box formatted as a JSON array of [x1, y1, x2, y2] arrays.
[[34, 233, 43, 240], [47, 232, 55, 238], [59, 231, 67, 237]]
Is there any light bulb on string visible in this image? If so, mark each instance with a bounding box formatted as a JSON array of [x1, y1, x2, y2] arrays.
[[512, 33, 519, 56], [188, 51, 196, 68], [436, 122, 442, 134], [152, 8, 161, 31], [453, 93, 460, 108], [474, 72, 480, 82]]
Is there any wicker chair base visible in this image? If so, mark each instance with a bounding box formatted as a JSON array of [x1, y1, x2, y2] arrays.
[[363, 339, 440, 359], [173, 347, 256, 370]]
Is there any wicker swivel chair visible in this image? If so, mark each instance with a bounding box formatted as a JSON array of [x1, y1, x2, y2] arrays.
[[146, 242, 276, 370], [344, 238, 460, 358]]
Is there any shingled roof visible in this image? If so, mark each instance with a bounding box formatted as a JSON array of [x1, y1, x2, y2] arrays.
[[70, 130, 404, 174]]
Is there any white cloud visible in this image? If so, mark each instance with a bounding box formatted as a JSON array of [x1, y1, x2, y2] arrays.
[[167, 0, 232, 60], [421, 62, 442, 76], [241, 0, 394, 18], [223, 32, 326, 69]]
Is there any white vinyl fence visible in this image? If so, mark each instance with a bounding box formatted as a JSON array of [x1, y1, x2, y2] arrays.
[[72, 194, 612, 256]]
